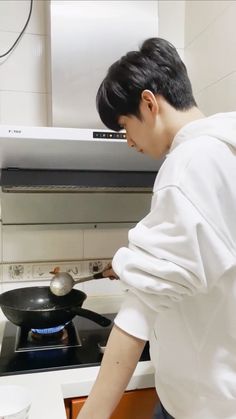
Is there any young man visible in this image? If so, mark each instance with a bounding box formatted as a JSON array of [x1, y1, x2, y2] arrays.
[[77, 38, 236, 419]]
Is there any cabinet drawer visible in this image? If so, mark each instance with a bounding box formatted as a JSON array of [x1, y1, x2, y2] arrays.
[[64, 398, 71, 419], [71, 388, 159, 419]]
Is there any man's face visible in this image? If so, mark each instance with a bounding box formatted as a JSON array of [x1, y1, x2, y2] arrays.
[[118, 115, 146, 154], [118, 91, 171, 159], [118, 113, 168, 159]]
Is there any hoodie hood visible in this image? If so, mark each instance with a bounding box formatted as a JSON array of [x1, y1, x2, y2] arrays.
[[171, 112, 236, 152]]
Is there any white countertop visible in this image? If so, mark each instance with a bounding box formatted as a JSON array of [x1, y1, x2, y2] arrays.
[[0, 295, 155, 419]]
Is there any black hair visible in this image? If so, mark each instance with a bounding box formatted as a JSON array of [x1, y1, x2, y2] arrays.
[[96, 37, 197, 131]]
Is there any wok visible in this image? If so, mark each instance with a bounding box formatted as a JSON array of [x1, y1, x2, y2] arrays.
[[0, 287, 111, 329]]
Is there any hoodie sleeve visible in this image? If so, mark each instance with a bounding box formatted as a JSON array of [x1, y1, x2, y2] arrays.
[[113, 186, 229, 340]]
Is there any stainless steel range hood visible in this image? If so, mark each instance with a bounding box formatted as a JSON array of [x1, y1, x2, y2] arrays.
[[49, 1, 159, 128], [0, 1, 161, 196], [0, 125, 160, 225], [0, 2, 161, 228], [0, 125, 162, 192], [0, 127, 158, 225]]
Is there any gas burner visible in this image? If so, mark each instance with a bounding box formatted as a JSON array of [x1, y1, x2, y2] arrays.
[[31, 327, 68, 344], [30, 325, 67, 342], [15, 321, 81, 352], [31, 325, 65, 334]]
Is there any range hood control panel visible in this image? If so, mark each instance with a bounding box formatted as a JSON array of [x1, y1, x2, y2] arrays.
[[93, 131, 126, 140]]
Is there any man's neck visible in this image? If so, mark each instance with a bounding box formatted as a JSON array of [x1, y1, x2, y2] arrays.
[[160, 100, 205, 143]]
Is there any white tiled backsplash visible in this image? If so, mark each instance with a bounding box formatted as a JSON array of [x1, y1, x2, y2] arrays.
[[0, 0, 46, 34], [0, 0, 49, 126], [0, 223, 128, 297], [1, 225, 129, 263], [2, 259, 112, 282]]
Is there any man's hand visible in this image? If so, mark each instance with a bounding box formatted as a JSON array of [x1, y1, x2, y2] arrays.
[[102, 262, 119, 280]]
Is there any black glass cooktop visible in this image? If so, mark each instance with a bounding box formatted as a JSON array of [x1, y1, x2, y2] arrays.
[[0, 314, 150, 376]]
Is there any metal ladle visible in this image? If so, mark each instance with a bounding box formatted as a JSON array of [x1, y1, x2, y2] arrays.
[[50, 271, 105, 297]]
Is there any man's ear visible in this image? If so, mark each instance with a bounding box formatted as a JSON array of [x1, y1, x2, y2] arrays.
[[140, 90, 159, 115]]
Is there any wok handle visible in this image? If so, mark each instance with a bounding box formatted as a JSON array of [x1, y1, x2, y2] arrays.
[[75, 307, 112, 327]]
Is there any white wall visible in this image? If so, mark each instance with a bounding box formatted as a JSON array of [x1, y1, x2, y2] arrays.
[[185, 0, 236, 115], [0, 0, 48, 126], [158, 0, 185, 57]]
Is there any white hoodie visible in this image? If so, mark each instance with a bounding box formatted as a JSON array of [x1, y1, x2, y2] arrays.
[[113, 112, 236, 419]]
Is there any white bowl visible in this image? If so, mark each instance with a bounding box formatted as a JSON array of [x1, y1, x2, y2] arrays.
[[0, 385, 31, 419]]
